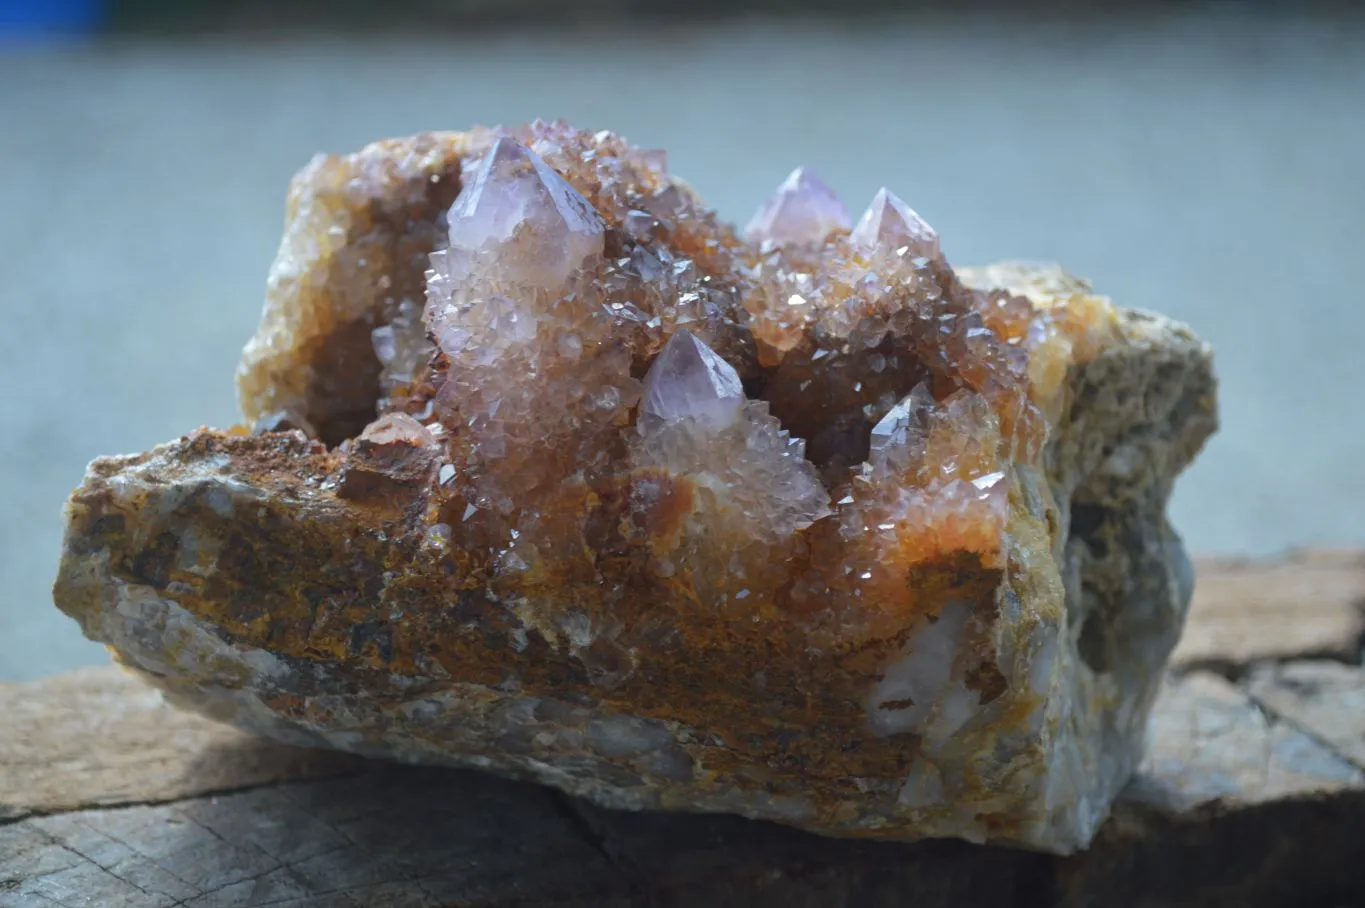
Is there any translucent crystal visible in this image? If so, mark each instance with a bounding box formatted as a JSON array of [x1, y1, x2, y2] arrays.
[[372, 298, 434, 415], [359, 412, 435, 447], [422, 131, 640, 545], [640, 330, 745, 426], [339, 412, 440, 499], [634, 333, 830, 543], [868, 384, 935, 460], [745, 167, 850, 246], [213, 122, 1204, 856], [440, 137, 605, 291], [850, 188, 941, 259]]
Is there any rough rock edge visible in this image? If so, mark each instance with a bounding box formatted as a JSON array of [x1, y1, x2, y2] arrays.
[[223, 127, 1214, 851], [53, 285, 1216, 854], [3, 651, 1363, 908], [236, 132, 468, 443]]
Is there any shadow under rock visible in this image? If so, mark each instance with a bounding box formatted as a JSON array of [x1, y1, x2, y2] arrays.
[[163, 764, 629, 906], [151, 755, 1365, 907], [161, 757, 1048, 907], [179, 731, 373, 796]]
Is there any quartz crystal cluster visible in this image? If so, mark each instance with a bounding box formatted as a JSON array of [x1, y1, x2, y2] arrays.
[[54, 122, 1217, 854]]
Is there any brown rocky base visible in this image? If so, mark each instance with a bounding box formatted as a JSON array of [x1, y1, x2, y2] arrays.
[[10, 551, 1365, 907], [53, 123, 1219, 854]]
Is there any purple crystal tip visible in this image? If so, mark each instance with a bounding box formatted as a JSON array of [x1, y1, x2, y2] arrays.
[[850, 188, 940, 259], [444, 136, 604, 259], [429, 136, 608, 299], [744, 166, 851, 247], [641, 330, 746, 425]]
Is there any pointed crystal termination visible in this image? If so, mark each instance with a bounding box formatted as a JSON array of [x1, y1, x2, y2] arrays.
[[641, 330, 746, 426], [744, 166, 851, 246], [633, 330, 831, 542], [441, 137, 606, 290], [869, 384, 935, 458], [850, 188, 941, 259]]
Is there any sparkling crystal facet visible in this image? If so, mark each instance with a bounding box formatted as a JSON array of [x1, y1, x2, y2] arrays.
[[869, 384, 935, 457], [850, 188, 941, 259], [744, 166, 851, 246], [633, 330, 832, 550]]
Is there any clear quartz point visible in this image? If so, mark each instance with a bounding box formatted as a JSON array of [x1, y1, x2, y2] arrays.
[[869, 384, 935, 457]]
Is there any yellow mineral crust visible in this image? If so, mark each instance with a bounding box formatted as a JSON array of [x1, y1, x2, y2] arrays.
[[56, 122, 1216, 855], [237, 132, 471, 443]]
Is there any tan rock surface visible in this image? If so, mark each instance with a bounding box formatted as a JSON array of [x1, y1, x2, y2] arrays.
[[11, 552, 1365, 905], [53, 123, 1216, 854]]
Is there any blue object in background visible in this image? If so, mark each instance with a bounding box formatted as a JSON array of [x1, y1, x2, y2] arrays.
[[0, 0, 104, 39]]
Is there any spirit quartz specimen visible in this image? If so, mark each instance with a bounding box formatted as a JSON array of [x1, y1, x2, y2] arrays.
[[54, 122, 1217, 854]]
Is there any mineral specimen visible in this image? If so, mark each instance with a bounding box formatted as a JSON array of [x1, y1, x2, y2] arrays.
[[53, 122, 1217, 855]]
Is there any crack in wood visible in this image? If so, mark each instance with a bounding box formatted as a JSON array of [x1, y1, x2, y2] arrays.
[[0, 769, 372, 831]]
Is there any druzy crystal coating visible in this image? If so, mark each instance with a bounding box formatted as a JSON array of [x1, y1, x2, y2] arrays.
[[59, 122, 1217, 857]]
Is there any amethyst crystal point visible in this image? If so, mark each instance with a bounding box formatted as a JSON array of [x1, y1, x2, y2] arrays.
[[441, 136, 606, 289], [851, 188, 940, 259], [745, 166, 851, 246], [641, 330, 746, 425], [634, 330, 831, 541]]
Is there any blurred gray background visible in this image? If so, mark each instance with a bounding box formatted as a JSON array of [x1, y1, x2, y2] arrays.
[[3, 6, 1363, 681]]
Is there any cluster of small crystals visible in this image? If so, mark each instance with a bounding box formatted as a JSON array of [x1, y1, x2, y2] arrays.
[[809, 385, 1011, 636], [238, 132, 469, 442], [457, 120, 757, 372], [371, 298, 433, 414], [382, 123, 773, 595], [736, 169, 1074, 632], [361, 122, 1106, 625], [629, 331, 831, 610], [421, 136, 638, 576], [742, 170, 1042, 471], [374, 121, 758, 421]]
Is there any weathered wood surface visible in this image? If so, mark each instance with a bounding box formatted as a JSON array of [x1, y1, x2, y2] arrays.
[[0, 667, 366, 824], [1171, 548, 1365, 669], [3, 552, 1364, 907]]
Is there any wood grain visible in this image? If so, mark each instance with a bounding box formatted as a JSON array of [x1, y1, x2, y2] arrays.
[[3, 552, 1364, 907], [0, 665, 366, 824], [1174, 549, 1365, 668]]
